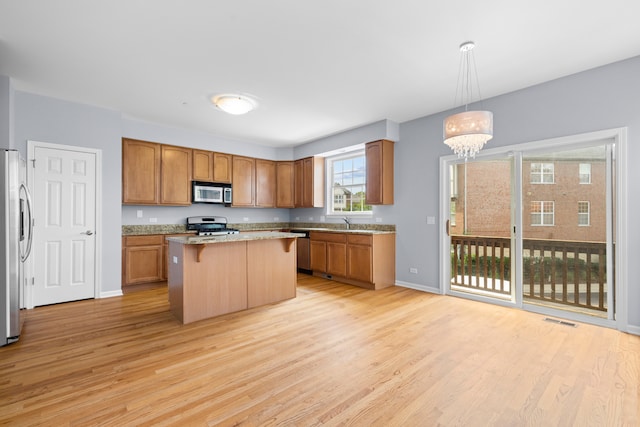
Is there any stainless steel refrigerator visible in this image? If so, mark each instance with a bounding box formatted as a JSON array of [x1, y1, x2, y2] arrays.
[[1, 149, 33, 346]]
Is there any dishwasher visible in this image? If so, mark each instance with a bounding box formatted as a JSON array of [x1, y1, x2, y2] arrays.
[[290, 230, 311, 274]]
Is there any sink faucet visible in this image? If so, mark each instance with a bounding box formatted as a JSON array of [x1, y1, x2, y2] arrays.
[[342, 217, 351, 230]]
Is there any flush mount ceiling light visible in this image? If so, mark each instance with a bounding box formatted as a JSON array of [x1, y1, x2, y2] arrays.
[[211, 94, 257, 115], [443, 41, 493, 159]]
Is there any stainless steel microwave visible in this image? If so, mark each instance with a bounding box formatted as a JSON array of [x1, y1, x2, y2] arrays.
[[192, 181, 232, 204]]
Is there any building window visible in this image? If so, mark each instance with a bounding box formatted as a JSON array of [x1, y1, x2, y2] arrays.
[[578, 201, 590, 226], [530, 163, 554, 184], [327, 152, 371, 215], [579, 163, 591, 184], [531, 201, 554, 226]]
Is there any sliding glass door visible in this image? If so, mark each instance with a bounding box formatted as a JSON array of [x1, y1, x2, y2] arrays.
[[448, 155, 515, 302], [442, 134, 618, 324], [521, 144, 614, 319]]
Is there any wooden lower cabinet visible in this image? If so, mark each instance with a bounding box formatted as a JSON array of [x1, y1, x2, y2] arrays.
[[309, 231, 395, 290], [310, 240, 327, 272], [347, 242, 373, 283], [327, 242, 347, 277], [122, 235, 164, 285], [123, 233, 193, 286]]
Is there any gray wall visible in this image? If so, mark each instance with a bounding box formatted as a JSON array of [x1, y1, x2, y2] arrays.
[[5, 54, 639, 332], [294, 56, 640, 331], [0, 75, 13, 149], [397, 56, 640, 329], [13, 93, 123, 294]]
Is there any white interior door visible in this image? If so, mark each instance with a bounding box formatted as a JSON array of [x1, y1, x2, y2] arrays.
[[32, 145, 97, 306]]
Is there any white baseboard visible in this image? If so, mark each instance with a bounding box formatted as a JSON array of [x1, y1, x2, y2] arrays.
[[395, 280, 442, 294], [626, 324, 640, 336], [100, 290, 123, 299]]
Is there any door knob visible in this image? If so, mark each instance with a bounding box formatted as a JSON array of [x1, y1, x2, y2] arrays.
[[83, 230, 94, 235]]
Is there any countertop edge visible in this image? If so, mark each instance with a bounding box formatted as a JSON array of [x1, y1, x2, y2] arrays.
[[167, 232, 302, 245]]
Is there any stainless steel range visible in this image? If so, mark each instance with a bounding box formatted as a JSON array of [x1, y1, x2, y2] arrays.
[[186, 216, 240, 236]]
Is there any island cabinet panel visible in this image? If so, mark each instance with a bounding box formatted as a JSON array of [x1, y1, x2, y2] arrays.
[[162, 233, 194, 280], [213, 152, 233, 183], [122, 139, 161, 204], [160, 145, 192, 205], [247, 239, 297, 308], [192, 149, 214, 182], [231, 155, 255, 207], [167, 234, 299, 324], [169, 240, 248, 324]]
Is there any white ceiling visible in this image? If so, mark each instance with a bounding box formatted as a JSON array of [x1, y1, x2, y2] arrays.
[[1, 1, 639, 148]]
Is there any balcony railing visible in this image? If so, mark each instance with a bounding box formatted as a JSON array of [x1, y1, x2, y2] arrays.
[[450, 235, 608, 312]]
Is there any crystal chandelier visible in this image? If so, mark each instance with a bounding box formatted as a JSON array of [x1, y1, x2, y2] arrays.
[[443, 41, 493, 159]]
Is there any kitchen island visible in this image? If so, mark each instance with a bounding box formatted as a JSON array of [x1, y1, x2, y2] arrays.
[[166, 232, 300, 324]]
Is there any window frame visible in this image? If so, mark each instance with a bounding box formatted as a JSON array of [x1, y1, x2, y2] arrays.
[[530, 200, 555, 226], [578, 201, 590, 226], [579, 163, 592, 184], [530, 162, 555, 184], [325, 151, 372, 217]]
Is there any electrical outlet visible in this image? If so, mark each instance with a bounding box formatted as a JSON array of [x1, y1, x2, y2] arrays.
[[375, 217, 382, 223], [243, 217, 249, 222], [149, 217, 157, 223], [136, 210, 143, 218], [409, 268, 418, 274], [172, 256, 178, 264], [427, 216, 436, 225]]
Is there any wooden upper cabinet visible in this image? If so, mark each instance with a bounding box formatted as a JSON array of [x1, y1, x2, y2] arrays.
[[213, 152, 233, 183], [122, 138, 161, 204], [255, 159, 276, 207], [295, 156, 324, 208], [294, 159, 304, 208], [192, 149, 214, 182], [160, 145, 192, 205], [232, 155, 255, 207], [276, 161, 295, 208], [365, 139, 394, 205]]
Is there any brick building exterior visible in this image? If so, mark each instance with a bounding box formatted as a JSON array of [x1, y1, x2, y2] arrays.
[[450, 159, 606, 242]]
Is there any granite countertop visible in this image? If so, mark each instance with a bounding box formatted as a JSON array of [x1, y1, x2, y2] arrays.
[[167, 231, 302, 245], [290, 227, 395, 235], [122, 222, 395, 236]]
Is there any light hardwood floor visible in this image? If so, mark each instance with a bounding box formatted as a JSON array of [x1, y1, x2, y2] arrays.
[[1, 274, 638, 426]]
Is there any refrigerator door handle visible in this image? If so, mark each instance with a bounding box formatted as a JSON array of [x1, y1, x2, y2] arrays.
[[20, 183, 34, 262]]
